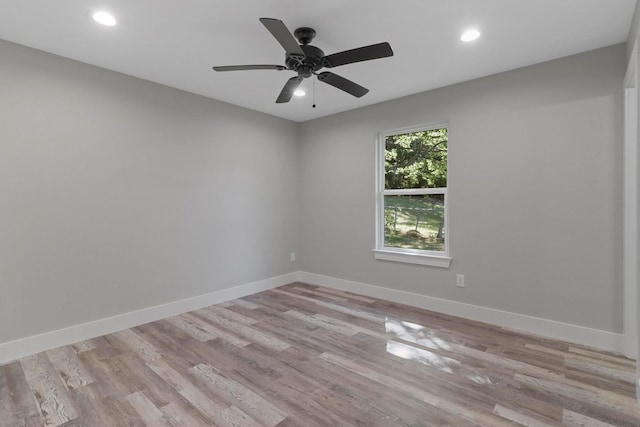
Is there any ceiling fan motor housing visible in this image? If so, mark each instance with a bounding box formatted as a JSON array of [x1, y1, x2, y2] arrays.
[[294, 27, 316, 45], [286, 44, 325, 78], [285, 27, 325, 78]]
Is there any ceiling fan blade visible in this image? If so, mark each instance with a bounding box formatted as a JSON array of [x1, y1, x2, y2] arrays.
[[212, 65, 287, 72], [259, 18, 306, 60], [322, 42, 393, 68], [276, 76, 303, 103], [317, 72, 369, 98]]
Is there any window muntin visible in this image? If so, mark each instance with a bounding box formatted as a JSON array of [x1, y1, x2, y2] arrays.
[[377, 125, 448, 258]]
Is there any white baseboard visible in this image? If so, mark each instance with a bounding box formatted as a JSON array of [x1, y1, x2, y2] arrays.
[[298, 272, 625, 354], [0, 270, 626, 365], [0, 272, 297, 365], [625, 335, 638, 360]]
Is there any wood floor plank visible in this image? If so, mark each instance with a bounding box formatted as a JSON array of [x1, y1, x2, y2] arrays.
[[110, 328, 163, 362], [310, 385, 391, 426], [230, 298, 261, 310], [527, 342, 637, 376], [69, 382, 130, 427], [190, 363, 287, 426], [209, 345, 355, 426], [300, 351, 473, 426], [3, 282, 639, 426], [45, 346, 94, 390], [272, 288, 386, 323], [186, 312, 252, 347], [75, 346, 130, 402], [568, 346, 636, 368], [204, 305, 259, 325], [0, 361, 42, 427], [195, 307, 292, 351], [493, 404, 555, 427], [19, 354, 79, 426], [145, 358, 230, 422], [106, 396, 145, 426], [319, 351, 513, 426], [124, 390, 168, 426], [516, 372, 640, 414], [283, 310, 359, 336], [565, 357, 636, 385], [0, 364, 18, 426], [158, 399, 211, 427], [515, 373, 640, 425], [164, 314, 218, 342], [290, 286, 350, 302], [299, 284, 377, 303], [388, 321, 564, 381], [110, 353, 182, 409], [69, 340, 97, 355], [562, 408, 617, 427]]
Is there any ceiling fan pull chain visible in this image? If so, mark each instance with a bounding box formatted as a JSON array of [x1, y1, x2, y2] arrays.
[[313, 74, 316, 108]]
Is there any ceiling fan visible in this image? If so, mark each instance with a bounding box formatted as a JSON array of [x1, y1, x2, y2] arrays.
[[212, 18, 394, 104]]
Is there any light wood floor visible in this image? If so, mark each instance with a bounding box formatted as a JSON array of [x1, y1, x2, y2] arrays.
[[1, 283, 639, 426]]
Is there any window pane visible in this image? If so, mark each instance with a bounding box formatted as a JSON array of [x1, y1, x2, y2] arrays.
[[384, 194, 445, 251], [385, 128, 447, 189]]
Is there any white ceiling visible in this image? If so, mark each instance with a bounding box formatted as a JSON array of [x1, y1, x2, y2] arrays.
[[0, 0, 635, 122]]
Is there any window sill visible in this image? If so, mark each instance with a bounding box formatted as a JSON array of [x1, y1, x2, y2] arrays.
[[373, 249, 452, 268]]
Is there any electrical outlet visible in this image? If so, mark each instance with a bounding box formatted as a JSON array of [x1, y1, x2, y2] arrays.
[[456, 274, 465, 288], [290, 252, 296, 262]]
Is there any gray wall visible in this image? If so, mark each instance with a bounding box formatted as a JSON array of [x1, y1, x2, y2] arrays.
[[299, 45, 626, 333], [0, 40, 299, 344], [0, 37, 628, 345], [628, 1, 639, 62]]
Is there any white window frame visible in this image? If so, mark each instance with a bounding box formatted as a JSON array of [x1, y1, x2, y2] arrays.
[[373, 123, 452, 268]]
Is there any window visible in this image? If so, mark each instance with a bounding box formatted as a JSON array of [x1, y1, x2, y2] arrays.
[[374, 124, 451, 267]]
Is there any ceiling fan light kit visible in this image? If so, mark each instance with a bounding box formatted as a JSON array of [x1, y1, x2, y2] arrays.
[[213, 18, 394, 104]]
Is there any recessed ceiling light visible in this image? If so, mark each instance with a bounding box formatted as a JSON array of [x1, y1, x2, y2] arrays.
[[461, 29, 480, 42], [93, 11, 117, 26], [294, 89, 306, 97]]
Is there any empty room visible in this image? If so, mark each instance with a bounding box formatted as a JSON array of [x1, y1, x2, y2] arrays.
[[2, 0, 640, 425]]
